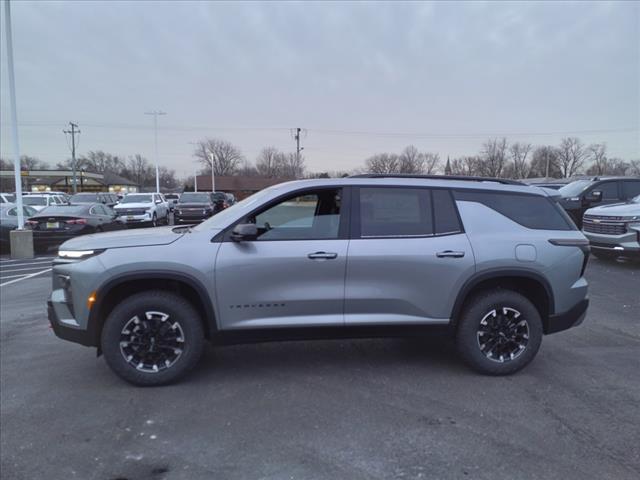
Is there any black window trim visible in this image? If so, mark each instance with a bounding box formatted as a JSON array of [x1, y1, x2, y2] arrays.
[[351, 186, 465, 240], [219, 185, 352, 242]]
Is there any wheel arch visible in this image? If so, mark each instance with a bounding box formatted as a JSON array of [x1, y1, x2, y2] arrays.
[[450, 269, 555, 330], [88, 271, 217, 347]]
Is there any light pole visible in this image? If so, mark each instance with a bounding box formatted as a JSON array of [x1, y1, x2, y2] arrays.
[[4, 0, 24, 229], [144, 110, 166, 193], [208, 151, 215, 192]]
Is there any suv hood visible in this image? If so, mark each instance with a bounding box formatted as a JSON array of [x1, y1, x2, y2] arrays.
[[59, 226, 184, 251], [585, 202, 640, 217], [114, 202, 153, 210]]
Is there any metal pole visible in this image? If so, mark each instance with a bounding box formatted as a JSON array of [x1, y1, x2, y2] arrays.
[[4, 0, 24, 229], [545, 150, 550, 180], [208, 151, 215, 192], [194, 168, 198, 192], [145, 111, 165, 193]]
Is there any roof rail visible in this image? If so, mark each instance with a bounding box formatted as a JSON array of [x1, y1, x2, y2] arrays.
[[350, 174, 526, 186]]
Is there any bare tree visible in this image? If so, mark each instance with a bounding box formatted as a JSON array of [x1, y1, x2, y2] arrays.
[[279, 153, 306, 179], [75, 151, 125, 174], [627, 159, 640, 176], [122, 154, 155, 187], [423, 152, 440, 174], [586, 143, 608, 175], [557, 137, 587, 178], [529, 146, 561, 178], [193, 138, 244, 176], [20, 155, 49, 171], [509, 142, 532, 179], [256, 146, 286, 177], [398, 145, 424, 174], [365, 153, 400, 174], [478, 138, 508, 177], [449, 156, 480, 176]]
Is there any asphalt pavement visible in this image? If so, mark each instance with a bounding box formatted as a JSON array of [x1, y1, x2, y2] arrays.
[[1, 256, 639, 480]]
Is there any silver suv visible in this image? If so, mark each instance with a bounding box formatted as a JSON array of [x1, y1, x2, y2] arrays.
[[48, 175, 590, 385]]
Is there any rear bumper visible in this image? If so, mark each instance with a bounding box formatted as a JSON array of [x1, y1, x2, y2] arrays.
[[544, 298, 589, 334]]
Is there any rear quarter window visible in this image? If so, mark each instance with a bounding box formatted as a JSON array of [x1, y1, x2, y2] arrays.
[[454, 190, 574, 231]]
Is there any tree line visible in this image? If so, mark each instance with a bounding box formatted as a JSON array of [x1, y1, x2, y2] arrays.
[[360, 137, 639, 179]]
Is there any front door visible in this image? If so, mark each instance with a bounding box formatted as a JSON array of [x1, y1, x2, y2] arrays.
[[215, 187, 349, 330]]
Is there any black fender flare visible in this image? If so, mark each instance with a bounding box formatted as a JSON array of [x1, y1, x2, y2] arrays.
[[88, 270, 217, 346], [450, 268, 555, 328]]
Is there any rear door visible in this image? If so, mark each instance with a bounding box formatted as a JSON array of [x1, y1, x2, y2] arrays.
[[215, 187, 350, 330], [345, 187, 475, 325]]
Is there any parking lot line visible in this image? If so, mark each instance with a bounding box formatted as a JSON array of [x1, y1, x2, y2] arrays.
[[1, 265, 54, 274], [0, 268, 52, 287], [0, 256, 55, 264], [0, 260, 53, 268]]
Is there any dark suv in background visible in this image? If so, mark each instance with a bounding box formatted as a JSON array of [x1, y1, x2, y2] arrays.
[[557, 177, 640, 228], [174, 192, 224, 223]]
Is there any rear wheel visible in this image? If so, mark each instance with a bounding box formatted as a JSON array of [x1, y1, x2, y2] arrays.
[[101, 290, 205, 386], [456, 290, 542, 375]]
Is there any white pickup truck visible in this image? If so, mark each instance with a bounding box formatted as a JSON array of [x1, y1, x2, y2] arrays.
[[113, 193, 169, 227]]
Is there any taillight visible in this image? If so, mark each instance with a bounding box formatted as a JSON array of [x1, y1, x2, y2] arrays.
[[66, 218, 88, 225]]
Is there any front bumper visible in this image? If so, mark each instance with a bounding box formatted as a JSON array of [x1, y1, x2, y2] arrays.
[[543, 298, 589, 335], [48, 298, 94, 346], [175, 213, 211, 223], [116, 213, 152, 225], [583, 231, 640, 257]]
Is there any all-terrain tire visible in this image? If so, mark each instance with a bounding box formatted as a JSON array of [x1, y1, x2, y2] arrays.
[[101, 290, 205, 386], [456, 289, 543, 375]]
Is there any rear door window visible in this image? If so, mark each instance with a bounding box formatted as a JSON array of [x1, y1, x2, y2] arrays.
[[358, 187, 433, 238], [622, 181, 640, 199], [432, 189, 463, 235]]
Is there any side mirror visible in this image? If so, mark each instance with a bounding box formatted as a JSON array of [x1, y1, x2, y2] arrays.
[[231, 223, 258, 242], [586, 190, 602, 203]]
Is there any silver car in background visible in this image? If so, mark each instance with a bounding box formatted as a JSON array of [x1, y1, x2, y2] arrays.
[[582, 194, 640, 260], [47, 175, 590, 386]]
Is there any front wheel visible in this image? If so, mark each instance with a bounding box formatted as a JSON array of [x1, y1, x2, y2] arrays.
[[456, 290, 543, 375], [101, 290, 205, 386], [151, 213, 157, 227]]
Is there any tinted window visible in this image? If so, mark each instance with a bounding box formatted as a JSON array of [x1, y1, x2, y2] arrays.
[[591, 181, 618, 200], [37, 205, 89, 215], [454, 190, 573, 230], [433, 189, 463, 235], [251, 188, 342, 240], [121, 194, 153, 203], [622, 181, 640, 199], [359, 188, 433, 238], [179, 193, 210, 203], [70, 193, 98, 203], [22, 196, 47, 206]]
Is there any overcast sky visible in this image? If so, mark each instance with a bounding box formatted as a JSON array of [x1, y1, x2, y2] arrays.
[[1, 0, 638, 177]]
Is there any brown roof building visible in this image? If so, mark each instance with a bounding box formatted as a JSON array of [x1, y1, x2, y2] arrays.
[[194, 175, 292, 200]]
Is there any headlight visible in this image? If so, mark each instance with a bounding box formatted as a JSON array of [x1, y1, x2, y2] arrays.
[[58, 249, 104, 259]]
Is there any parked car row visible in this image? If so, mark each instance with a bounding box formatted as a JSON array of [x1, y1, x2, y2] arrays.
[[0, 191, 235, 254], [548, 176, 640, 261]]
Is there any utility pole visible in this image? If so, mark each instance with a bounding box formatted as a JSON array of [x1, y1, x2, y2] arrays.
[[63, 122, 80, 193], [145, 110, 166, 193], [293, 127, 304, 162]]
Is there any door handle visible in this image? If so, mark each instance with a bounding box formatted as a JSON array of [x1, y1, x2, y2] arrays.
[[307, 252, 338, 260], [436, 250, 465, 258]]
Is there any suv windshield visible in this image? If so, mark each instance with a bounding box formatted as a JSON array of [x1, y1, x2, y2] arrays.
[[179, 193, 210, 203], [70, 193, 98, 203], [558, 180, 592, 197], [121, 194, 153, 204], [22, 196, 47, 206]]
